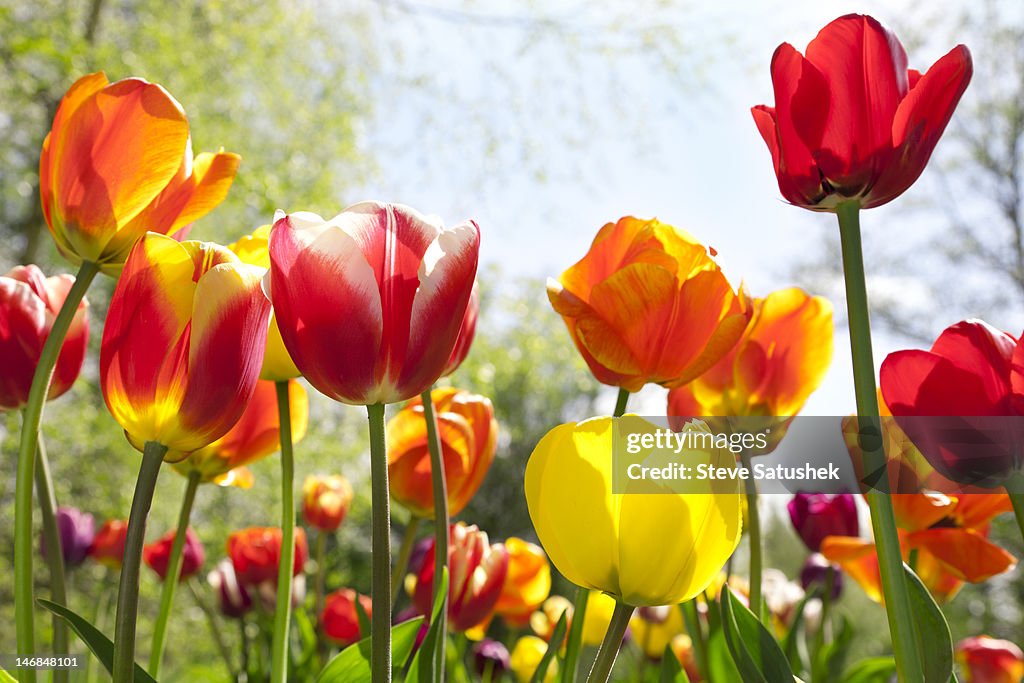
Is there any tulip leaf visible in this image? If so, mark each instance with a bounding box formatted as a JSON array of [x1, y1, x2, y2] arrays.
[[354, 596, 372, 640], [840, 657, 897, 683], [405, 566, 449, 683], [811, 615, 852, 683], [530, 610, 568, 683], [37, 598, 157, 683], [707, 627, 742, 682], [659, 644, 690, 683], [904, 563, 954, 683], [720, 586, 793, 683], [316, 616, 424, 683], [0, 668, 17, 683], [782, 585, 819, 669]]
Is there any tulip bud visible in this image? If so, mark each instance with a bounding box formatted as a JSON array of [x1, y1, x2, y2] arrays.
[[787, 492, 859, 552], [670, 634, 702, 682], [207, 559, 252, 618], [473, 639, 510, 678], [89, 519, 129, 569], [40, 506, 95, 569], [956, 635, 1024, 683], [510, 636, 558, 683], [529, 596, 573, 643], [320, 588, 372, 646], [302, 474, 354, 532], [799, 553, 843, 600], [228, 527, 308, 586], [143, 528, 205, 582]]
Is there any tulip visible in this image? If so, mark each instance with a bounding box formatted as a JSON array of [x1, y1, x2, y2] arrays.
[[510, 636, 558, 683], [442, 283, 480, 377], [494, 537, 551, 627], [630, 605, 684, 659], [0, 265, 89, 409], [320, 588, 372, 646], [670, 634, 702, 682], [547, 216, 749, 391], [752, 14, 972, 211], [472, 639, 511, 679], [787, 493, 859, 552], [387, 388, 498, 518], [143, 528, 205, 582], [228, 225, 301, 381], [413, 522, 508, 632], [529, 595, 573, 643], [956, 635, 1024, 683], [90, 520, 129, 569], [174, 379, 308, 487], [799, 553, 843, 600], [303, 474, 355, 532], [580, 591, 620, 648], [207, 560, 252, 618], [267, 202, 480, 405], [228, 527, 308, 587], [40, 72, 239, 273], [40, 506, 94, 569]]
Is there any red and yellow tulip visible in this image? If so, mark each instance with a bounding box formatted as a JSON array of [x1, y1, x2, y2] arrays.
[[493, 537, 551, 627], [548, 216, 750, 391], [89, 519, 129, 569], [387, 388, 498, 518], [267, 203, 480, 405], [956, 635, 1024, 683], [227, 527, 308, 587], [40, 72, 239, 274], [0, 265, 89, 409], [100, 232, 271, 460], [302, 474, 354, 533]]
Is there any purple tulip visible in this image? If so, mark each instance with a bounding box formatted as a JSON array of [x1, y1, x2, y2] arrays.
[[787, 492, 859, 552], [472, 639, 510, 678], [207, 560, 252, 618], [800, 553, 843, 600], [40, 506, 95, 568]]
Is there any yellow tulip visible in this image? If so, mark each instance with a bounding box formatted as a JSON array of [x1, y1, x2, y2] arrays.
[[581, 591, 618, 647], [524, 415, 742, 606], [510, 635, 558, 683]]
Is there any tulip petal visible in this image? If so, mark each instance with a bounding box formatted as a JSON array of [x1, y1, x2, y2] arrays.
[[906, 528, 1016, 582], [820, 536, 883, 603]]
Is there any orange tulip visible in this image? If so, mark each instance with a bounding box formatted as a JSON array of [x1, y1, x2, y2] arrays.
[[40, 72, 239, 274], [548, 216, 750, 391], [667, 287, 832, 449], [89, 519, 129, 569], [493, 538, 552, 627], [387, 388, 498, 518], [174, 379, 308, 487], [100, 233, 271, 460], [302, 474, 355, 532]]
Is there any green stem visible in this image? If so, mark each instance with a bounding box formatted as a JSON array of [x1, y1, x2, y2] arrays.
[[613, 387, 630, 417], [84, 577, 113, 683], [391, 516, 422, 604], [1010, 493, 1024, 546], [271, 380, 296, 683], [740, 451, 762, 621], [680, 600, 707, 680], [811, 568, 834, 678], [148, 471, 201, 677], [837, 201, 924, 683], [188, 579, 237, 679], [421, 388, 449, 683], [316, 530, 329, 668], [33, 429, 69, 683], [585, 600, 633, 683], [112, 440, 167, 683], [15, 260, 98, 683], [367, 402, 392, 683]]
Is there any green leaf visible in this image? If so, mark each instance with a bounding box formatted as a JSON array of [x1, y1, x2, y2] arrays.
[[782, 586, 819, 670], [405, 566, 450, 683], [316, 616, 424, 683], [904, 564, 954, 683], [354, 596, 372, 641], [707, 627, 742, 683], [812, 615, 852, 683], [841, 657, 897, 683], [38, 598, 157, 683], [720, 586, 794, 683], [0, 668, 17, 683], [659, 644, 691, 683], [530, 610, 568, 683]]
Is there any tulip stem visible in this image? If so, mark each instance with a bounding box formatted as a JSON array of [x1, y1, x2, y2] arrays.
[[1010, 492, 1024, 546], [367, 402, 392, 683], [585, 600, 633, 683], [112, 440, 167, 683], [680, 600, 707, 680], [421, 388, 449, 683], [836, 201, 924, 683], [391, 516, 422, 604], [271, 380, 296, 683], [739, 450, 763, 621], [614, 387, 630, 417], [149, 471, 201, 677], [14, 260, 98, 683], [32, 429, 69, 683], [188, 578, 238, 678]]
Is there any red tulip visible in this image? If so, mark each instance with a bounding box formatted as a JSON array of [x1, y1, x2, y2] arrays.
[[957, 635, 1024, 683], [90, 519, 129, 569], [413, 522, 509, 632], [0, 265, 89, 409], [143, 528, 205, 582], [320, 588, 372, 646], [302, 474, 354, 532], [880, 320, 1024, 487], [227, 527, 308, 587], [753, 14, 972, 210], [267, 202, 480, 405], [442, 283, 479, 377]]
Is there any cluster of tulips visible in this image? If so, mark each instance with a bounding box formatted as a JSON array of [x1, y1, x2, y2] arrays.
[[4, 11, 1024, 683]]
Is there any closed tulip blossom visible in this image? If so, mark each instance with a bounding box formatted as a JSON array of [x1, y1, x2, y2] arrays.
[[228, 527, 308, 587], [100, 233, 271, 460], [267, 202, 480, 406], [302, 474, 354, 532], [442, 283, 480, 377], [144, 528, 205, 582], [90, 519, 129, 569], [40, 506, 95, 568], [800, 553, 843, 600], [529, 595, 573, 643], [413, 522, 509, 632], [956, 636, 1024, 683], [0, 265, 89, 409], [510, 636, 558, 683], [787, 493, 859, 552], [320, 588, 372, 646], [208, 560, 252, 619], [548, 216, 750, 391], [493, 537, 551, 627], [472, 639, 511, 679], [175, 379, 308, 488], [40, 72, 239, 274], [752, 14, 972, 211], [387, 388, 498, 518]]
